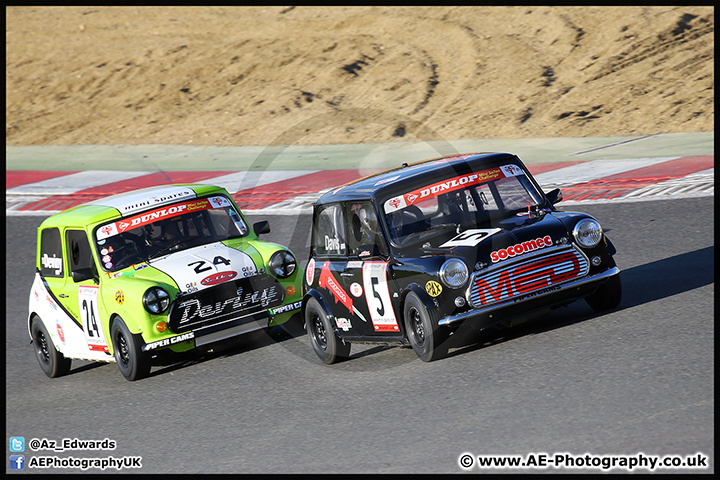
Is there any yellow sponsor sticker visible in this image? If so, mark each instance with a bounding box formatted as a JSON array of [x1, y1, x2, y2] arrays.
[[115, 290, 125, 305], [425, 280, 443, 297]]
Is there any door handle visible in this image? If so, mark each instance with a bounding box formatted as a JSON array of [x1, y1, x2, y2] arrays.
[[340, 272, 354, 277], [58, 294, 69, 298]]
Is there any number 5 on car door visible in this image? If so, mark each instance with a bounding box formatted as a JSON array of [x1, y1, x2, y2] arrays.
[[362, 262, 398, 332]]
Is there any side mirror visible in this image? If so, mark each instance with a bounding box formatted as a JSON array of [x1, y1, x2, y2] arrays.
[[71, 268, 95, 283], [253, 221, 271, 236], [545, 188, 563, 205]]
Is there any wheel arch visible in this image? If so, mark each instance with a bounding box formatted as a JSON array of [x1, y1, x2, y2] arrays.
[[27, 312, 64, 354], [108, 308, 144, 332], [107, 312, 144, 355], [27, 311, 42, 339], [302, 289, 336, 322], [399, 283, 440, 337]]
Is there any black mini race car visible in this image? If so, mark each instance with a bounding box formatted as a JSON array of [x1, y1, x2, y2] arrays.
[[302, 152, 621, 363]]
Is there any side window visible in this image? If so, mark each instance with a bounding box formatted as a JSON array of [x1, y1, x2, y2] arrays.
[[39, 228, 64, 277], [347, 202, 387, 257], [66, 230, 95, 275], [313, 204, 346, 256]]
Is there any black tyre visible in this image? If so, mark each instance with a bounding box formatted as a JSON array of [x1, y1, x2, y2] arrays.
[[31, 316, 72, 378], [585, 273, 622, 312], [403, 293, 448, 362], [305, 298, 350, 364], [111, 317, 151, 381], [585, 257, 622, 312]]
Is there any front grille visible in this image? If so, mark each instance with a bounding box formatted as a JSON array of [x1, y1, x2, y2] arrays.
[[468, 245, 589, 308], [168, 274, 285, 333]]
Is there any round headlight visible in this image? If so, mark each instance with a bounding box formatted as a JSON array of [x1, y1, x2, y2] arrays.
[[269, 250, 296, 278], [143, 287, 170, 314], [439, 258, 469, 288], [573, 219, 603, 248]]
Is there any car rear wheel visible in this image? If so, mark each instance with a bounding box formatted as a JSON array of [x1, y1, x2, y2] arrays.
[[111, 317, 151, 381], [585, 258, 622, 312], [403, 293, 448, 362], [305, 298, 350, 364], [31, 315, 72, 378]]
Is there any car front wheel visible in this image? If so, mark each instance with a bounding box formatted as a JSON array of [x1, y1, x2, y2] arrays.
[[31, 315, 72, 378], [305, 298, 350, 364], [585, 273, 622, 311], [111, 317, 151, 381], [403, 293, 448, 362], [585, 258, 622, 312]]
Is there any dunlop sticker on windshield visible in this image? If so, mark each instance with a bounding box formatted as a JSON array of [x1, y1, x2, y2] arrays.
[[384, 165, 523, 213], [97, 196, 231, 240]]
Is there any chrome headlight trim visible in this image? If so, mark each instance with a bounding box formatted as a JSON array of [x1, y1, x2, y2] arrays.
[[573, 218, 603, 248], [143, 287, 170, 314], [268, 250, 297, 278], [439, 258, 469, 289]]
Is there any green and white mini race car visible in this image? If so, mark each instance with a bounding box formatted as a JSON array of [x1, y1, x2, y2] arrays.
[[28, 184, 303, 381]]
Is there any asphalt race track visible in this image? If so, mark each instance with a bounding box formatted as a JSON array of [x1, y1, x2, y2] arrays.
[[5, 195, 714, 474]]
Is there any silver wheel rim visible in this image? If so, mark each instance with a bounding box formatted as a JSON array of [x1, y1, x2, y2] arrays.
[[311, 314, 328, 351], [409, 307, 425, 347]]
